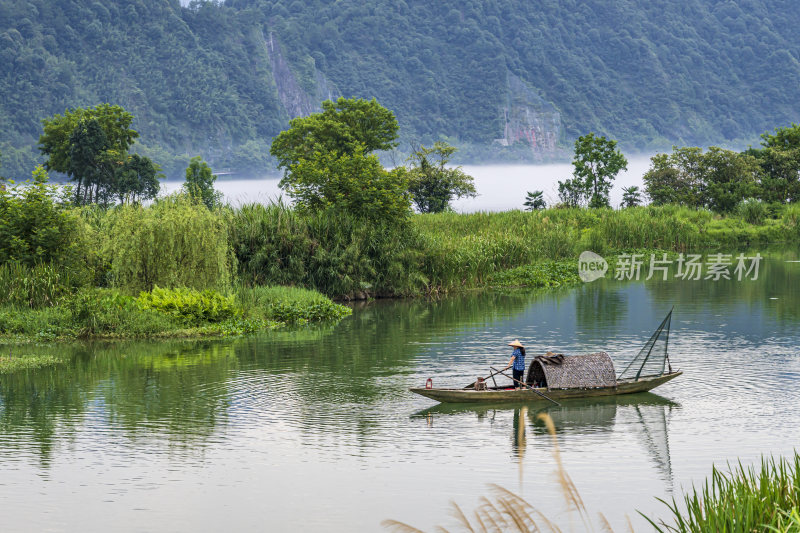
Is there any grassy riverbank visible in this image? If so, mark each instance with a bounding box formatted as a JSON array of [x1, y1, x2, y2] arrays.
[[0, 285, 351, 345], [233, 203, 800, 297], [3, 189, 800, 346]]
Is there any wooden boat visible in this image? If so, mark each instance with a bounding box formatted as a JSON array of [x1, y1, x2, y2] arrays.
[[411, 309, 680, 404], [410, 371, 681, 404], [411, 390, 679, 418]]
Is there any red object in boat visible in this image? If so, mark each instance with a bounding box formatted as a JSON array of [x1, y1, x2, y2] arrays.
[[425, 378, 433, 389]]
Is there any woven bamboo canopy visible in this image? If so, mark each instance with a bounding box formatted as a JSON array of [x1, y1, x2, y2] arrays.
[[527, 352, 617, 389]]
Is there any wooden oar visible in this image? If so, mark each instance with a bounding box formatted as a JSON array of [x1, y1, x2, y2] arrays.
[[464, 367, 505, 389], [490, 366, 561, 406]]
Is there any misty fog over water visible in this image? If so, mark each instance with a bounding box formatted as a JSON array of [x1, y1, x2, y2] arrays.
[[163, 157, 654, 211]]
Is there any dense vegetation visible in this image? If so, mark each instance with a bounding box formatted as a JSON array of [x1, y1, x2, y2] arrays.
[[3, 0, 800, 177], [0, 168, 352, 342], [4, 99, 800, 345], [7, 160, 800, 343], [643, 124, 800, 212]]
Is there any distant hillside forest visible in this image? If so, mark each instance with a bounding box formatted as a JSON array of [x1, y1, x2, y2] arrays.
[[2, 0, 800, 178]]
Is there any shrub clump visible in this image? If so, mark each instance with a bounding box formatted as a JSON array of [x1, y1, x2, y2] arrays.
[[136, 286, 240, 326], [736, 197, 768, 225], [238, 285, 352, 324], [489, 261, 581, 288], [67, 288, 173, 338], [229, 203, 424, 297]]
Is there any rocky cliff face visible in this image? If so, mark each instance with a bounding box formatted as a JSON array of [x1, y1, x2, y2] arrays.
[[264, 30, 339, 120], [495, 73, 562, 158]]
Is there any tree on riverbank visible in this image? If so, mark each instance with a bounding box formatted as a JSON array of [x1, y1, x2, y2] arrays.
[[621, 186, 642, 207], [559, 133, 627, 209], [270, 97, 410, 222], [39, 104, 161, 205], [270, 97, 399, 169], [644, 146, 761, 211], [748, 123, 800, 204], [184, 156, 221, 209], [406, 141, 476, 213], [104, 196, 232, 292], [643, 124, 800, 210]]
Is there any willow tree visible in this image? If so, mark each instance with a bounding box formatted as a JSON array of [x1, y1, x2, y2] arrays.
[[103, 196, 232, 292]]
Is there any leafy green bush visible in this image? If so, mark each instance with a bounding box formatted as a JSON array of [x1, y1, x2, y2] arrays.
[[237, 285, 351, 324], [230, 202, 425, 297], [0, 166, 95, 283], [103, 194, 233, 293], [66, 288, 168, 337], [736, 198, 768, 225], [136, 286, 240, 325]]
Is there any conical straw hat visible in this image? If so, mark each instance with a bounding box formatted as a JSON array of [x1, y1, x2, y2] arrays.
[[507, 339, 524, 348]]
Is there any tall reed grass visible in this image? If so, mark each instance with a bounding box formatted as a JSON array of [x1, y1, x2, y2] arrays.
[[646, 455, 800, 532], [0, 262, 73, 308], [228, 203, 800, 298]]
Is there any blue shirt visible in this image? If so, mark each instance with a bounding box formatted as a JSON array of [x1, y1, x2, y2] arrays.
[[511, 347, 525, 371]]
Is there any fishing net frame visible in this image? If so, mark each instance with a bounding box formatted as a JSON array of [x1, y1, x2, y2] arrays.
[[617, 308, 673, 381]]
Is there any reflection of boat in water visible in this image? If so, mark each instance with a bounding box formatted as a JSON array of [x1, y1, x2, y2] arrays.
[[411, 310, 680, 404], [413, 392, 679, 484], [411, 391, 677, 420]]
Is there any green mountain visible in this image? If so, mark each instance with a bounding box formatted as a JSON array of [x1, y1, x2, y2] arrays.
[[1, 0, 799, 178]]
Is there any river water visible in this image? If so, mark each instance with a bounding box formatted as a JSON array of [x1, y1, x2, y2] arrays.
[[1, 252, 799, 531], [162, 158, 654, 211]]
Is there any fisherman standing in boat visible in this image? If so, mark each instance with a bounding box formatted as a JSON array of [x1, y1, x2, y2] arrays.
[[505, 340, 526, 389]]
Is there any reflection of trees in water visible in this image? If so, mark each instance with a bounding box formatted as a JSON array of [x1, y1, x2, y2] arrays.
[[0, 288, 558, 462], [0, 359, 92, 465], [644, 253, 800, 324], [574, 282, 628, 333], [234, 289, 562, 403], [97, 341, 238, 440], [231, 289, 559, 446], [0, 340, 239, 464]]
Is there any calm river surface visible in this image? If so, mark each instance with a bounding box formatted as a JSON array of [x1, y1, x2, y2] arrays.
[[161, 158, 654, 211], [1, 252, 799, 531]]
